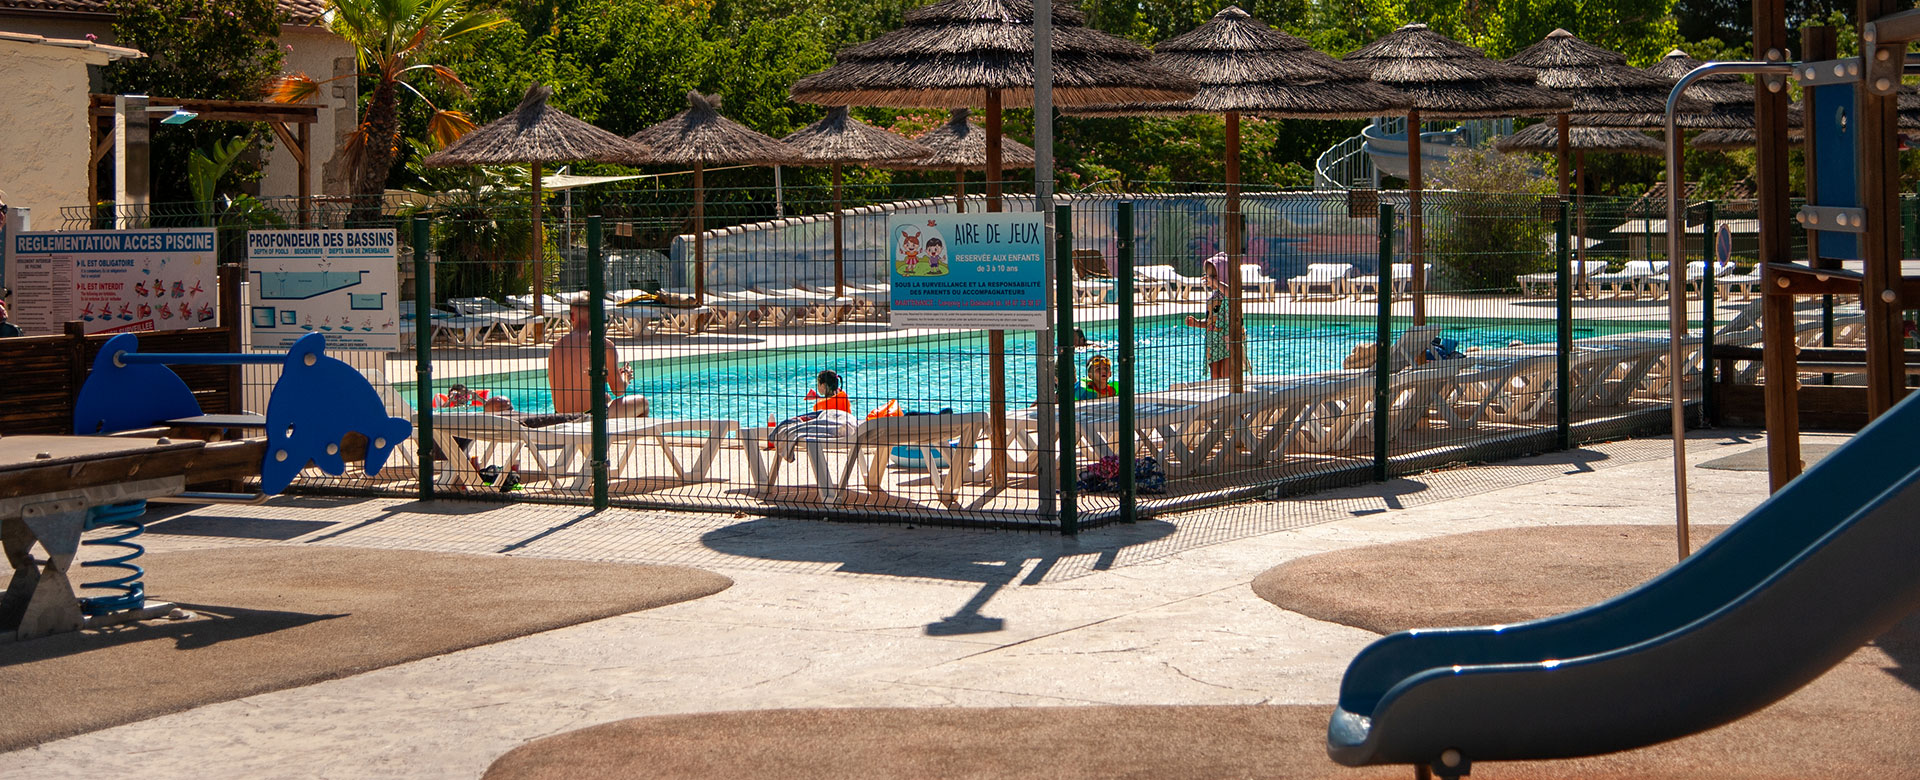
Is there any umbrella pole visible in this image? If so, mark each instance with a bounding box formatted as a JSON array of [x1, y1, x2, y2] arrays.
[[833, 163, 844, 298], [985, 88, 1007, 488], [694, 162, 705, 307], [1577, 149, 1589, 295], [1407, 109, 1425, 326], [1557, 113, 1576, 299], [533, 161, 546, 343], [1226, 111, 1245, 394], [955, 169, 966, 214]]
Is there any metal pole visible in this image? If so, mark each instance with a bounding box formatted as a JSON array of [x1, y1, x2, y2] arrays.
[[1373, 203, 1394, 481], [1665, 61, 1792, 558], [588, 216, 609, 510], [1556, 200, 1572, 450], [1055, 205, 1075, 535], [1117, 201, 1137, 522], [774, 165, 784, 218], [1035, 0, 1058, 523], [1702, 202, 1718, 423], [412, 216, 434, 499]]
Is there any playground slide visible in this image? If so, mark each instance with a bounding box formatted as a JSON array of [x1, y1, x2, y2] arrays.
[[1327, 390, 1920, 775]]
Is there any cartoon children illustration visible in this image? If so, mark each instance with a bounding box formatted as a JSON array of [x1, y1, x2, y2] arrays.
[[81, 303, 95, 321], [320, 316, 334, 331], [138, 302, 152, 319], [177, 302, 190, 320], [896, 229, 922, 275], [188, 280, 204, 297], [301, 314, 314, 331], [924, 237, 947, 276], [171, 281, 186, 298], [198, 303, 216, 322], [135, 282, 149, 297], [118, 302, 133, 320], [156, 302, 171, 320]]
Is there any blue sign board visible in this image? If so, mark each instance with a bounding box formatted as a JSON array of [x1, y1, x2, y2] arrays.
[[888, 212, 1048, 329]]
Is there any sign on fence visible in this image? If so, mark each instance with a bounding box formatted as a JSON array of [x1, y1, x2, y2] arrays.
[[246, 229, 399, 351], [6, 228, 218, 336], [888, 212, 1048, 330]]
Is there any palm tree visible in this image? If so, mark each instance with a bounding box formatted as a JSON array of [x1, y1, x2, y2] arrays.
[[270, 0, 506, 199]]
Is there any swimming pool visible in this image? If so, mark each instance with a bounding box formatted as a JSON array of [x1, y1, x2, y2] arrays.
[[402, 314, 1668, 426]]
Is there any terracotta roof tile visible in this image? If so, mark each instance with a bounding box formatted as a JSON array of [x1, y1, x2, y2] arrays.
[[0, 0, 327, 24]]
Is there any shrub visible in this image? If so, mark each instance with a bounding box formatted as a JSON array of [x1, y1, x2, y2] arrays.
[[1423, 144, 1557, 292]]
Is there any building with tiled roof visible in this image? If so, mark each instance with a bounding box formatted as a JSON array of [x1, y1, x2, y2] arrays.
[[0, 0, 353, 202], [0, 0, 326, 24]]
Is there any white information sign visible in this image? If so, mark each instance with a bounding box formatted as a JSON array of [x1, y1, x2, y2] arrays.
[[7, 228, 218, 336], [247, 229, 399, 351]]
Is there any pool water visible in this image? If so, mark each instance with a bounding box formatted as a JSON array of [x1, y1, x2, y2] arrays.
[[401, 314, 1666, 426]]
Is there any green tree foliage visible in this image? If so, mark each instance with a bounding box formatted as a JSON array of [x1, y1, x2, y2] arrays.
[[1425, 144, 1557, 290], [105, 0, 285, 203]]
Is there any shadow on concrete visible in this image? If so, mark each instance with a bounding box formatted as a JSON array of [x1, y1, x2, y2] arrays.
[[700, 518, 1176, 636]]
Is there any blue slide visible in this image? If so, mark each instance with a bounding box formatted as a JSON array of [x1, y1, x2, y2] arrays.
[[1327, 390, 1920, 778]]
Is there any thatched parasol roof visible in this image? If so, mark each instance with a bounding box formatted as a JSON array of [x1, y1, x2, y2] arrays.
[[1495, 122, 1663, 154], [1505, 29, 1690, 118], [629, 91, 800, 165], [789, 0, 1197, 108], [781, 107, 932, 165], [1065, 6, 1407, 119], [884, 109, 1036, 169], [1342, 23, 1571, 118], [1580, 49, 1777, 130], [423, 84, 652, 167], [1691, 127, 1807, 150]]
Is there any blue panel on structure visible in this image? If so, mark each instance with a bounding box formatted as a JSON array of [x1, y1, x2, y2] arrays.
[[257, 332, 412, 494], [1811, 83, 1859, 261], [72, 333, 204, 435]]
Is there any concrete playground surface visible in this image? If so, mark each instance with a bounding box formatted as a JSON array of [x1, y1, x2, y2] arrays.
[[6, 429, 1809, 779]]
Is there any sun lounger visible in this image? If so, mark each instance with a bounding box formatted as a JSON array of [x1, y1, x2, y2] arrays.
[[507, 294, 572, 335], [1586, 260, 1667, 298], [1240, 263, 1280, 299], [400, 301, 500, 348], [1292, 364, 1462, 452], [1515, 261, 1607, 297], [1644, 261, 1738, 299], [1004, 388, 1267, 478], [1137, 265, 1207, 301], [433, 412, 739, 490], [739, 412, 990, 502], [1349, 264, 1427, 301], [1287, 263, 1355, 301], [448, 297, 542, 343]]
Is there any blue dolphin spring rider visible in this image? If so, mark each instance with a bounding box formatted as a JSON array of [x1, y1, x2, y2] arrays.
[[65, 331, 411, 615]]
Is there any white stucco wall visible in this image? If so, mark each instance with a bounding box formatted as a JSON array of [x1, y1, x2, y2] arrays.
[[0, 37, 115, 225], [262, 24, 356, 199]]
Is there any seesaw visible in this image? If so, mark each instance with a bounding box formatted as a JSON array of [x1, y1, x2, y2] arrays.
[[0, 332, 410, 640]]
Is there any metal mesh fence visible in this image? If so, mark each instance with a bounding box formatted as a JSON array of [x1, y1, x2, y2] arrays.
[[50, 185, 1846, 531]]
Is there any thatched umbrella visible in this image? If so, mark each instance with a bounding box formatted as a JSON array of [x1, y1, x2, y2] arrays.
[[883, 109, 1037, 212], [424, 84, 655, 338], [1066, 6, 1407, 391], [1582, 49, 1762, 130], [1506, 30, 1685, 194], [631, 92, 801, 306], [790, 0, 1197, 486], [1344, 23, 1571, 323], [1497, 122, 1664, 272], [781, 107, 932, 297]]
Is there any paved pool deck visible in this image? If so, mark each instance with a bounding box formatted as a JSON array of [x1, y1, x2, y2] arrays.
[[6, 428, 1818, 780]]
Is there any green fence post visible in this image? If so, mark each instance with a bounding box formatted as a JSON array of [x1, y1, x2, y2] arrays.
[[1556, 200, 1572, 450], [1373, 202, 1393, 482], [1055, 204, 1077, 535], [587, 216, 610, 510], [412, 216, 434, 500], [1701, 202, 1717, 424], [1116, 201, 1137, 522]]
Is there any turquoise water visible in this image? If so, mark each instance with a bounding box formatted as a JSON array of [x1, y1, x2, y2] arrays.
[[401, 314, 1666, 426]]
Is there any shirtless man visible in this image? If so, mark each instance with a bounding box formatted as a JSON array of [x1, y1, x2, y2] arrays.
[[548, 301, 649, 419]]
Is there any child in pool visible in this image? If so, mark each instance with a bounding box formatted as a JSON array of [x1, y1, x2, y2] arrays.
[[1076, 354, 1116, 400]]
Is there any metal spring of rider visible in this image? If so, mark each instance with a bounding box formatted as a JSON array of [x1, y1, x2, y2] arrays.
[[79, 500, 148, 616]]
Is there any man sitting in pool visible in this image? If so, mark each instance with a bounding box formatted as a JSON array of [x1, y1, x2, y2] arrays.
[[547, 300, 649, 421]]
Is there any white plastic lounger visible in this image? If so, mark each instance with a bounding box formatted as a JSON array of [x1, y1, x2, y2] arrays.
[[1586, 260, 1668, 298], [1287, 263, 1355, 300], [1137, 265, 1207, 300], [541, 417, 740, 485], [1350, 264, 1427, 300], [739, 412, 989, 502], [448, 297, 542, 343], [1516, 261, 1607, 297], [1240, 263, 1280, 299]]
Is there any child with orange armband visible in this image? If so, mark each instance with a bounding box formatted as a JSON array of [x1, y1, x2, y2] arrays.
[[806, 370, 851, 413]]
